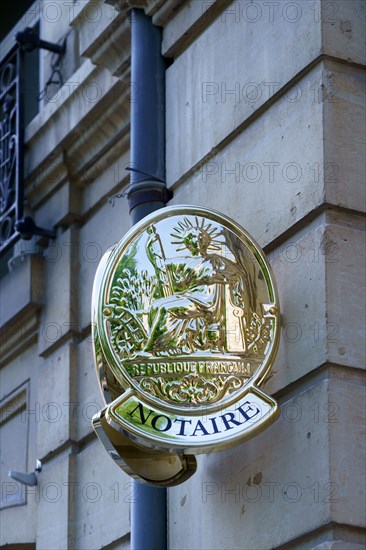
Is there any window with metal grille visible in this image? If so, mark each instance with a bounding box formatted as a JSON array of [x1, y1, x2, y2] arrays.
[[0, 2, 40, 259]]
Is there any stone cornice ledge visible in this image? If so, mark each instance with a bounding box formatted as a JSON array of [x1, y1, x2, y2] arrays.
[[0, 255, 44, 367], [105, 0, 187, 27], [70, 0, 131, 77], [24, 60, 130, 206]]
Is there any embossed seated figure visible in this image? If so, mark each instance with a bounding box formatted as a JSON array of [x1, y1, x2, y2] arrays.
[[141, 218, 247, 357]]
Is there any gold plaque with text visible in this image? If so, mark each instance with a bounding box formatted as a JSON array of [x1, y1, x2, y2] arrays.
[[92, 206, 280, 486]]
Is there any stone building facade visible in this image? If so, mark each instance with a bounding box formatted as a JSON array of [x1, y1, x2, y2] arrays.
[[0, 1, 365, 549]]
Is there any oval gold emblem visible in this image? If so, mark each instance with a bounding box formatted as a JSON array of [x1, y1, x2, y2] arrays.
[[92, 205, 280, 480]]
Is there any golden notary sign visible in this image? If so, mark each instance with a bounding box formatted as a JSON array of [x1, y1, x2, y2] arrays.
[[92, 206, 280, 486]]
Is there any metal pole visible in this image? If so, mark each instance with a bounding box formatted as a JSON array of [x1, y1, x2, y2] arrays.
[[128, 8, 169, 226], [131, 485, 167, 550], [129, 9, 168, 550]]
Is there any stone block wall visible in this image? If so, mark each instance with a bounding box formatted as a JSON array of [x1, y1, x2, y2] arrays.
[[0, 1, 364, 549]]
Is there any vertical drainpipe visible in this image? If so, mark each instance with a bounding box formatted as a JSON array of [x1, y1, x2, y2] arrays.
[[128, 8, 169, 550]]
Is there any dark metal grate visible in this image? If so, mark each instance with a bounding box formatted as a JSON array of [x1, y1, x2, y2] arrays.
[[0, 45, 24, 256]]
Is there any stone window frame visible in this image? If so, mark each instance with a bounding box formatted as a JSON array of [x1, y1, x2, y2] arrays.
[[0, 380, 30, 510]]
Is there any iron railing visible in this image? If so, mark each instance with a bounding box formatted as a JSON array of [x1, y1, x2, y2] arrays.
[[0, 44, 24, 256]]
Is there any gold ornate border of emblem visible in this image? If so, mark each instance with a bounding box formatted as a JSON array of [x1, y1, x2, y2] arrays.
[[92, 205, 280, 486]]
